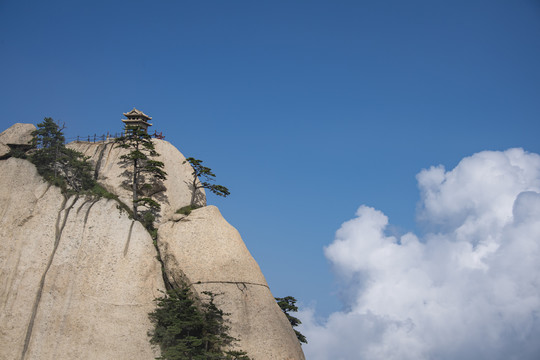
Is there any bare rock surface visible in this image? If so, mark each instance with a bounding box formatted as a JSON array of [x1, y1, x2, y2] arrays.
[[0, 158, 164, 360], [0, 142, 10, 158], [158, 206, 305, 360], [68, 139, 205, 222], [0, 123, 35, 146]]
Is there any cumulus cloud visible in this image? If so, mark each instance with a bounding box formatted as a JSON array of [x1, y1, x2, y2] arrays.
[[299, 148, 540, 360]]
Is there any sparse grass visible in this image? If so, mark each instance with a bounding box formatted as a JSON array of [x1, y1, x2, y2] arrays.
[[176, 205, 193, 215], [70, 183, 134, 219], [175, 204, 202, 216], [89, 183, 117, 199]]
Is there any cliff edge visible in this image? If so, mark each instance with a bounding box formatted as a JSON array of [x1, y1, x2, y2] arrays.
[[0, 123, 305, 360]]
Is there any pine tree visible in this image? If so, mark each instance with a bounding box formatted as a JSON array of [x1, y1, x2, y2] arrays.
[[275, 296, 307, 344], [114, 125, 167, 223], [148, 285, 250, 360], [184, 157, 230, 207]]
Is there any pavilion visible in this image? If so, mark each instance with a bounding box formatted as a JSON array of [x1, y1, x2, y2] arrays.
[[122, 108, 152, 132]]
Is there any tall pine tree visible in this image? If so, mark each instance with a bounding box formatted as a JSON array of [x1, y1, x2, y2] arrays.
[[115, 125, 167, 224]]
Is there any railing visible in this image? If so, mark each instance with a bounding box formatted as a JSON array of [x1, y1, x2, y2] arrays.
[[66, 131, 165, 143]]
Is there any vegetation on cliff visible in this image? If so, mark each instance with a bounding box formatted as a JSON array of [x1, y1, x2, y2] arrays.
[[30, 118, 96, 193], [184, 157, 230, 207], [149, 284, 250, 360], [276, 296, 308, 344], [115, 125, 167, 228]]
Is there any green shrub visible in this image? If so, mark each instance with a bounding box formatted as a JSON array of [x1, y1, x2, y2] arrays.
[[141, 210, 158, 239]]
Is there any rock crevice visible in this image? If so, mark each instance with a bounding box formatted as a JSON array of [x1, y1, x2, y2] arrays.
[[21, 195, 75, 360], [158, 205, 305, 360]]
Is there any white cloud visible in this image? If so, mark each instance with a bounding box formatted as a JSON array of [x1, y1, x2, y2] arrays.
[[299, 149, 540, 360]]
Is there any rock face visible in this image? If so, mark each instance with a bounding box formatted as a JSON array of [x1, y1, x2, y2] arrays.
[[68, 139, 205, 223], [0, 123, 35, 146], [1, 123, 305, 360], [0, 123, 36, 157], [0, 158, 164, 360], [0, 142, 9, 158], [158, 206, 306, 360]]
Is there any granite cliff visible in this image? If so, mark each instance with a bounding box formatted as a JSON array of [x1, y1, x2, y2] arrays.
[[0, 123, 305, 360]]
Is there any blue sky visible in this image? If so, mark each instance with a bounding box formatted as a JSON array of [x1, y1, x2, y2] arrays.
[[2, 1, 540, 357]]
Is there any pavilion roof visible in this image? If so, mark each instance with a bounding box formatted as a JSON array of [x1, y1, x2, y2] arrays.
[[123, 108, 152, 120]]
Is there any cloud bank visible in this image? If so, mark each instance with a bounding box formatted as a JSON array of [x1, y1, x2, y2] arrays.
[[299, 148, 540, 360]]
